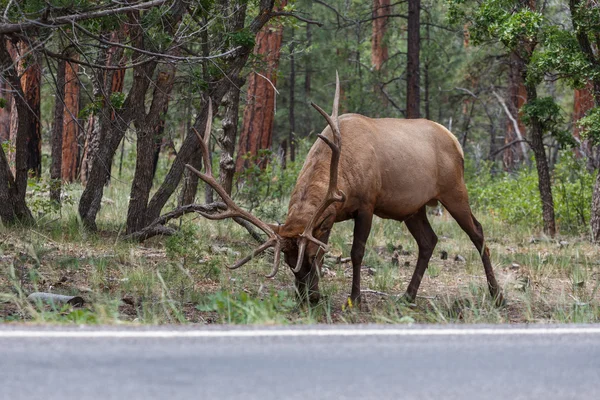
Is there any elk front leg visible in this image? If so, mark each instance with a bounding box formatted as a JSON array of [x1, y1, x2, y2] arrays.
[[349, 211, 373, 306]]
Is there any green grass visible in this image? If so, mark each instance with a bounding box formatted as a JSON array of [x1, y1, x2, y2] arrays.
[[1, 177, 599, 325]]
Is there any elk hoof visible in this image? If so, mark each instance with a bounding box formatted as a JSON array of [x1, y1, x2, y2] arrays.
[[309, 291, 321, 305], [343, 295, 361, 311]]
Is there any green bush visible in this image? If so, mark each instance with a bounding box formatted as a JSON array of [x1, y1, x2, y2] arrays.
[[466, 153, 594, 234]]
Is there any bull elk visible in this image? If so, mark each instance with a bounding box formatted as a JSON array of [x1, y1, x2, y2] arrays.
[[187, 74, 503, 307]]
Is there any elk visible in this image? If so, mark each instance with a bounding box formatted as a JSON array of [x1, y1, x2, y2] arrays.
[[188, 74, 504, 307]]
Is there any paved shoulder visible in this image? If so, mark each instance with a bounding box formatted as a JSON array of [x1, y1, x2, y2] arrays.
[[1, 325, 599, 400]]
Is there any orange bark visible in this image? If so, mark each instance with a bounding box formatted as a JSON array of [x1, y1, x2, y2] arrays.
[[61, 57, 80, 182], [8, 41, 41, 176], [504, 53, 527, 170], [80, 30, 126, 185], [371, 0, 390, 70], [236, 0, 287, 172], [573, 81, 595, 158]]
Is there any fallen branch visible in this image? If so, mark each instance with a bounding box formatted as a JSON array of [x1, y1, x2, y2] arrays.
[[123, 203, 227, 242], [123, 202, 265, 243]]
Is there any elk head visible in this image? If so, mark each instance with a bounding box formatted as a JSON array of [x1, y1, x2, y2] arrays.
[[186, 73, 345, 303]]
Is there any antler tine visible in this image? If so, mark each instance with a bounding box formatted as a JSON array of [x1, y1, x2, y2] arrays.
[[192, 98, 213, 176], [185, 166, 284, 277], [184, 97, 284, 276], [185, 165, 276, 237], [296, 73, 346, 268], [266, 241, 282, 278], [332, 70, 340, 120], [228, 238, 277, 270]]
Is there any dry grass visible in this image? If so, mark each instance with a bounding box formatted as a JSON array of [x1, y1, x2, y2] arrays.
[[1, 182, 599, 325]]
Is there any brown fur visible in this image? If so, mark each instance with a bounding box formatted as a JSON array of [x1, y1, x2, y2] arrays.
[[283, 115, 465, 232]]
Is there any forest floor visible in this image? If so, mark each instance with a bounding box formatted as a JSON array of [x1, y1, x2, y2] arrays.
[[1, 184, 599, 325]]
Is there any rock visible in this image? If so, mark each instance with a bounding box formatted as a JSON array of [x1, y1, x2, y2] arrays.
[[27, 292, 84, 307], [440, 250, 448, 260], [454, 254, 466, 262]]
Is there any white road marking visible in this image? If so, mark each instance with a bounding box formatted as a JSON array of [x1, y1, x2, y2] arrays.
[[0, 327, 599, 339]]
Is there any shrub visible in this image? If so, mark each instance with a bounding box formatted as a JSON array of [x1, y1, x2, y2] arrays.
[[465, 153, 593, 234]]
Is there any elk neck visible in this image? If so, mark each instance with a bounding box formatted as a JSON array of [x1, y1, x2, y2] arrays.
[[279, 149, 342, 238]]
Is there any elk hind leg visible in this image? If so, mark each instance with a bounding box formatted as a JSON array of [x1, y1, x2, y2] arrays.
[[440, 191, 504, 306], [403, 206, 438, 302], [349, 210, 373, 307]]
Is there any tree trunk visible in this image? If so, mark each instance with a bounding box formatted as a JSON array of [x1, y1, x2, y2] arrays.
[[504, 52, 528, 170], [78, 15, 161, 231], [125, 62, 177, 234], [9, 41, 42, 178], [406, 0, 420, 119], [572, 81, 595, 159], [219, 86, 242, 195], [143, 1, 277, 223], [371, 0, 391, 114], [61, 56, 80, 182], [80, 34, 126, 186], [236, 0, 287, 172], [525, 82, 556, 237], [50, 59, 66, 203], [304, 23, 312, 98], [79, 48, 152, 230], [0, 63, 11, 142], [0, 145, 33, 225], [371, 0, 390, 70], [568, 0, 600, 242], [288, 27, 296, 164], [0, 37, 33, 225]]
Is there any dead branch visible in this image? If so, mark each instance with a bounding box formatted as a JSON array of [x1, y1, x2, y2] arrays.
[[123, 202, 227, 242], [491, 89, 529, 158], [270, 12, 323, 27], [0, 0, 168, 34], [490, 139, 530, 157], [123, 202, 265, 243]]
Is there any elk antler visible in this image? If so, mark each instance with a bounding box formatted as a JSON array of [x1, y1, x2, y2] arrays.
[[186, 99, 282, 278], [294, 72, 346, 273]]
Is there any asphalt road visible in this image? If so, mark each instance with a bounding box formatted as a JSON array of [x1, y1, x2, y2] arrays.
[[1, 325, 599, 400]]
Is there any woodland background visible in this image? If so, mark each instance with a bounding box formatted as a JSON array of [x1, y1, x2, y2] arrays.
[[0, 0, 599, 239]]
